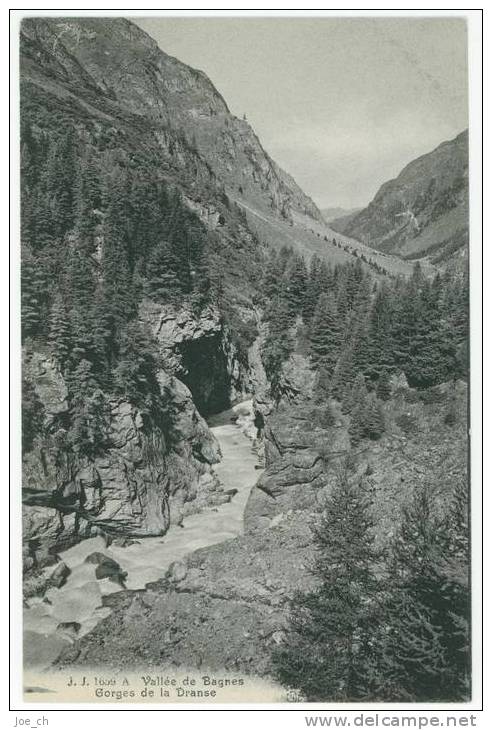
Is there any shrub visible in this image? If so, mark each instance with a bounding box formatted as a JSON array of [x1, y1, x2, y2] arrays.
[[444, 408, 458, 426], [395, 413, 418, 434]]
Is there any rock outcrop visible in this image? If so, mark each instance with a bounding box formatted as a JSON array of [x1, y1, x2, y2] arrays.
[[140, 300, 247, 415], [22, 345, 225, 573]]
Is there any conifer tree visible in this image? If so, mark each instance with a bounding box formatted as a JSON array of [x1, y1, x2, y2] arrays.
[[309, 292, 342, 374], [364, 393, 385, 440], [364, 283, 395, 382], [284, 254, 308, 315], [331, 346, 355, 402], [102, 188, 135, 324], [376, 369, 392, 401], [371, 485, 470, 701], [263, 251, 284, 301], [113, 321, 164, 415], [22, 376, 45, 454], [48, 294, 71, 371], [273, 465, 380, 701], [262, 297, 294, 401], [302, 254, 323, 323], [343, 372, 368, 414], [67, 358, 108, 456], [314, 363, 332, 403], [146, 240, 181, 303]]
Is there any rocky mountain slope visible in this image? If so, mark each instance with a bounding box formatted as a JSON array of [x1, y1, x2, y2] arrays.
[[20, 18, 320, 227], [20, 17, 420, 278], [332, 131, 469, 265]]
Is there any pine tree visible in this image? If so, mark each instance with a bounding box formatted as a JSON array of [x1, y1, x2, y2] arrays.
[[273, 465, 380, 701], [376, 369, 392, 400], [309, 292, 342, 374], [284, 254, 308, 315], [371, 485, 470, 701], [102, 188, 135, 323], [303, 254, 323, 323], [343, 372, 367, 414], [364, 393, 385, 440], [263, 251, 284, 301], [146, 240, 181, 303], [48, 294, 71, 371], [331, 346, 355, 401], [314, 363, 332, 403], [112, 321, 163, 414], [262, 297, 294, 401], [22, 376, 45, 454], [364, 283, 395, 383], [67, 359, 108, 456], [74, 155, 100, 249]]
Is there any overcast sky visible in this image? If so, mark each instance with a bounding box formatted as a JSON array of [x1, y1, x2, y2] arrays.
[[135, 16, 468, 210]]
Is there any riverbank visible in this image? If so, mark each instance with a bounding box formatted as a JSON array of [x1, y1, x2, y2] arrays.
[[23, 401, 262, 670]]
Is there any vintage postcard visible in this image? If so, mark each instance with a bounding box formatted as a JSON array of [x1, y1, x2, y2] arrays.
[[12, 10, 482, 709]]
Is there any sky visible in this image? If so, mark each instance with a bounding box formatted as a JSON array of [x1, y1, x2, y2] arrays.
[[135, 16, 468, 210]]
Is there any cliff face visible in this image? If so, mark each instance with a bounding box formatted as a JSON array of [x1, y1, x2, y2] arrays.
[[21, 298, 255, 573], [332, 131, 469, 265], [20, 17, 322, 227]]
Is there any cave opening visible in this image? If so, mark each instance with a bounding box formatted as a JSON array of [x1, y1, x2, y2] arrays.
[[177, 335, 232, 417]]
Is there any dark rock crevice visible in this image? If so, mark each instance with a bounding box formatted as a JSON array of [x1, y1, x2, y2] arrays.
[[177, 334, 232, 417]]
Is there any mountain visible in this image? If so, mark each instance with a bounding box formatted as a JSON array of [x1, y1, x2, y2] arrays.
[[20, 17, 421, 278], [321, 206, 361, 223], [20, 18, 321, 227], [331, 131, 469, 265]]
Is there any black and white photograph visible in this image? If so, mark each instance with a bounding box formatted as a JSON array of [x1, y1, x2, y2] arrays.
[[12, 9, 481, 709]]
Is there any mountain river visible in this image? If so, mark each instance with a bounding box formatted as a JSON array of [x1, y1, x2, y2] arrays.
[[23, 400, 262, 670]]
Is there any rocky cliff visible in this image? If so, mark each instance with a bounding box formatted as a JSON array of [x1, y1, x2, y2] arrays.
[[22, 299, 256, 575], [332, 131, 469, 265]]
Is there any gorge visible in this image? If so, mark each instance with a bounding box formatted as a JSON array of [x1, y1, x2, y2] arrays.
[[20, 16, 470, 703]]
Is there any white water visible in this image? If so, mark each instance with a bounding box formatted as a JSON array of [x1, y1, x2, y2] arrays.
[[24, 400, 262, 669]]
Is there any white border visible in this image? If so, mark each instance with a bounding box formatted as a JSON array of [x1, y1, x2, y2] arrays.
[[6, 3, 484, 724]]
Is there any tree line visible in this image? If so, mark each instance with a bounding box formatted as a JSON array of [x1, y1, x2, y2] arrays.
[[261, 245, 468, 442]]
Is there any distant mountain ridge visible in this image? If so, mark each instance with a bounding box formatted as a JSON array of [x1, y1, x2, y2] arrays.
[[321, 206, 362, 223], [331, 131, 469, 265]]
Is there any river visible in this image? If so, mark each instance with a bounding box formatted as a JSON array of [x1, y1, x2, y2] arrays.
[[23, 400, 262, 670]]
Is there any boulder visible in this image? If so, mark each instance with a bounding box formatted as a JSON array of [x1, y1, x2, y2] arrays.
[[85, 552, 127, 584], [49, 561, 70, 588], [166, 560, 188, 583], [56, 621, 81, 639]]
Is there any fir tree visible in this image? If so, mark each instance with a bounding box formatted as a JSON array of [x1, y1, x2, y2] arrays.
[[48, 294, 71, 371], [376, 369, 392, 401], [146, 240, 181, 303], [67, 359, 108, 456], [273, 465, 380, 701], [372, 485, 470, 701], [284, 254, 308, 315], [309, 292, 342, 374], [343, 372, 367, 414], [22, 376, 45, 454]]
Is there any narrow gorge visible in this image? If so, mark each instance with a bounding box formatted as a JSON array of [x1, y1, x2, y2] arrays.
[[20, 16, 470, 704]]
